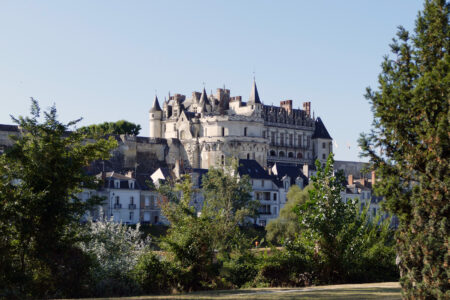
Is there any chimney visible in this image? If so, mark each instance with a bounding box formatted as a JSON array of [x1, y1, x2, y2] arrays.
[[348, 174, 353, 185], [371, 171, 376, 187], [280, 100, 293, 114], [303, 102, 311, 117], [303, 164, 309, 177]]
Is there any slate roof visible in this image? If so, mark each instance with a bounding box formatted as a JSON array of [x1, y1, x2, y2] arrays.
[[271, 163, 308, 186], [248, 80, 261, 104], [150, 95, 162, 112], [312, 117, 332, 139], [238, 159, 272, 179], [0, 124, 19, 132]]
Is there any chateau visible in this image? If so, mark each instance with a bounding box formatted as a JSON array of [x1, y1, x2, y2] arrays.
[[149, 80, 333, 170]]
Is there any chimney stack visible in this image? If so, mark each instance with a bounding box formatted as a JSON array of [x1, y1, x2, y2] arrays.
[[303, 102, 311, 117], [280, 100, 293, 114], [303, 164, 309, 178], [348, 174, 353, 185]]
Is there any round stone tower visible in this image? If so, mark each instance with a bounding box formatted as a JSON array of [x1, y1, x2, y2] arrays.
[[149, 95, 162, 138]]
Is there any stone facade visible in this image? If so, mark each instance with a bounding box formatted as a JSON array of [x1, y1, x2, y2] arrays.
[[149, 81, 333, 171]]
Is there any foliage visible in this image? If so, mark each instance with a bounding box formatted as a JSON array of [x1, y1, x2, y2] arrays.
[[79, 217, 150, 296], [358, 0, 449, 297], [132, 251, 176, 294], [79, 120, 141, 136], [253, 248, 311, 287], [159, 174, 218, 291], [0, 99, 117, 298], [294, 154, 397, 284], [201, 159, 258, 255], [266, 185, 311, 244]]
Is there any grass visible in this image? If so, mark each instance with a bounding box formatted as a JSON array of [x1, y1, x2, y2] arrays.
[[84, 282, 401, 300]]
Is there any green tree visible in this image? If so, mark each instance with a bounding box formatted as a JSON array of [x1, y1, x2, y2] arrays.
[[294, 154, 396, 283], [159, 175, 218, 291], [0, 99, 117, 298], [79, 120, 141, 136], [201, 159, 258, 255], [359, 0, 449, 297], [266, 185, 311, 244]]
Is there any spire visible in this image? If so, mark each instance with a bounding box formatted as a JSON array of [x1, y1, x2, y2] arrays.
[[199, 88, 209, 105], [199, 88, 209, 113], [248, 79, 261, 104], [150, 95, 162, 112]]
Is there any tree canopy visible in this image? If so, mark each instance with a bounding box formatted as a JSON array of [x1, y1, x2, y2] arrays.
[[0, 99, 117, 298], [359, 0, 449, 297], [78, 120, 141, 136]]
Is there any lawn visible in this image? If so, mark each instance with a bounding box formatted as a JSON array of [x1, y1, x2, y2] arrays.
[[85, 282, 401, 300]]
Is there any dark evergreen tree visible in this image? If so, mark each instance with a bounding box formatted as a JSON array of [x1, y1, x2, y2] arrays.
[[359, 0, 449, 298], [79, 120, 141, 136]]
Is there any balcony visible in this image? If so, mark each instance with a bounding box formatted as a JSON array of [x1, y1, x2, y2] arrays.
[[128, 204, 137, 210], [113, 203, 122, 209]]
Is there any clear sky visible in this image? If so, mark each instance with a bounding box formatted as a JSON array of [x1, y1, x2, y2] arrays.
[[0, 0, 423, 161]]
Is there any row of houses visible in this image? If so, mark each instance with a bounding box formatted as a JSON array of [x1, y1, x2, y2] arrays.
[[81, 159, 385, 227]]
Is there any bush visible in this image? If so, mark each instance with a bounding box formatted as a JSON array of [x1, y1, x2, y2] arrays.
[[220, 251, 259, 288], [253, 248, 312, 287], [132, 252, 175, 294]]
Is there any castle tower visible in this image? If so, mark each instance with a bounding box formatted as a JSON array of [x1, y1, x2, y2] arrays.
[[149, 95, 162, 138], [312, 117, 333, 164]]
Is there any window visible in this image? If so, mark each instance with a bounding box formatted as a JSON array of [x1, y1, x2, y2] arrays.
[[297, 152, 303, 159], [130, 196, 134, 204], [244, 127, 247, 136], [270, 150, 276, 156], [372, 207, 377, 216], [284, 181, 289, 190], [173, 124, 176, 130], [145, 196, 150, 207], [288, 152, 294, 158], [273, 193, 277, 201], [279, 151, 285, 157], [280, 133, 284, 146], [221, 155, 225, 165], [221, 127, 225, 136], [262, 131, 266, 138], [289, 134, 293, 146], [271, 132, 275, 143], [298, 135, 302, 147], [322, 142, 326, 149], [247, 153, 250, 159], [115, 196, 120, 205], [129, 211, 134, 221], [273, 206, 278, 216], [322, 153, 326, 159], [114, 180, 120, 189], [154, 216, 159, 224]]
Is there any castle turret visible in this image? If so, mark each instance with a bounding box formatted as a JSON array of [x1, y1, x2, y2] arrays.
[[312, 117, 332, 164], [149, 95, 162, 138]]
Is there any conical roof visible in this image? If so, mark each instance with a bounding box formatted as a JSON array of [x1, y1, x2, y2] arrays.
[[150, 95, 162, 112], [199, 88, 209, 105], [248, 80, 261, 104], [312, 117, 332, 139]]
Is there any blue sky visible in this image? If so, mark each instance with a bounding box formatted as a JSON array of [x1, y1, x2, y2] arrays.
[[0, 0, 423, 161]]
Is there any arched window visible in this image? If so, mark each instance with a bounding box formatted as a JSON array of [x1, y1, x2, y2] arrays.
[[279, 151, 285, 157], [270, 150, 276, 156], [288, 152, 294, 158], [297, 152, 303, 159], [180, 130, 185, 139], [244, 127, 247, 136], [247, 153, 250, 159]]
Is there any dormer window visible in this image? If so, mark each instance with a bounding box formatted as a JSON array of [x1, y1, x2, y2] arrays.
[[128, 180, 134, 189], [114, 180, 120, 189]]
